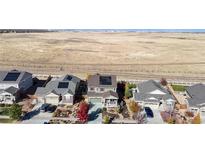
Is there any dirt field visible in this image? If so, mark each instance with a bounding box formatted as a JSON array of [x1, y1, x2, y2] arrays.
[[0, 32, 205, 81]]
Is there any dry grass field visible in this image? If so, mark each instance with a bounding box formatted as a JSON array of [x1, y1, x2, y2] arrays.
[[0, 32, 205, 80]]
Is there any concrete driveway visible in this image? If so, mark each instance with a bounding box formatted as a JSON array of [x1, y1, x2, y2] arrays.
[[146, 109, 164, 124], [21, 112, 53, 124], [88, 103, 102, 124], [200, 112, 205, 124]]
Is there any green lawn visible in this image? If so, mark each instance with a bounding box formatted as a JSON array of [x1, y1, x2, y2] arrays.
[[0, 118, 16, 123], [0, 107, 11, 116], [171, 84, 187, 92]]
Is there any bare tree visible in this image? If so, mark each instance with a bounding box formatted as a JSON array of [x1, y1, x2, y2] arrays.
[[160, 78, 168, 86]]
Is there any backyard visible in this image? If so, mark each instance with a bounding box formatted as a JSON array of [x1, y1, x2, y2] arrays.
[[171, 84, 187, 92]]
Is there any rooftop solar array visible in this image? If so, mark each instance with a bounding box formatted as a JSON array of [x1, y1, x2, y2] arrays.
[[58, 82, 69, 88], [3, 72, 20, 81], [99, 76, 112, 85], [67, 75, 72, 81]]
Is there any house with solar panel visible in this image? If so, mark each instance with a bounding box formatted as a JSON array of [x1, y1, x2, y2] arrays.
[[132, 80, 176, 110], [0, 70, 33, 104], [34, 74, 81, 105], [87, 74, 118, 108]]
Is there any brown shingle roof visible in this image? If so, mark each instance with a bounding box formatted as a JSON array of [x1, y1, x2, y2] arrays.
[[87, 74, 117, 88]]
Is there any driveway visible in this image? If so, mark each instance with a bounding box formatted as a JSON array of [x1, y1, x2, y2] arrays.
[[88, 103, 102, 124], [200, 112, 205, 124], [146, 109, 164, 124], [21, 112, 53, 124]]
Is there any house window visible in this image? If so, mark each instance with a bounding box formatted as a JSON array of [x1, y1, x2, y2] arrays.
[[90, 87, 94, 91], [107, 99, 116, 105]]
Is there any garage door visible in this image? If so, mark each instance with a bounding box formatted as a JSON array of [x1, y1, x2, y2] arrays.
[[89, 98, 102, 104], [45, 97, 59, 105]]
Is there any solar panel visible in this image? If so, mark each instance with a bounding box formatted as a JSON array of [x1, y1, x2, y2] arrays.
[[67, 75, 72, 81], [99, 76, 112, 85], [3, 72, 20, 81], [58, 82, 69, 88]]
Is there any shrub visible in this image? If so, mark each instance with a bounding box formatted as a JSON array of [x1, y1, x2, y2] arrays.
[[128, 101, 140, 113], [192, 113, 201, 124], [102, 107, 107, 112], [125, 83, 136, 98], [167, 117, 175, 124], [5, 104, 12, 107], [0, 104, 6, 107], [116, 106, 122, 113], [9, 104, 22, 120], [0, 107, 10, 116], [103, 115, 110, 124]]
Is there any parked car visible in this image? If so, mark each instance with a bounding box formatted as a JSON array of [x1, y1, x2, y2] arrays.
[[40, 103, 50, 112], [47, 105, 57, 113], [144, 107, 154, 118]]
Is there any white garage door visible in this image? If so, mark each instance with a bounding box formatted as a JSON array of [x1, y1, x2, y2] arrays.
[[89, 98, 102, 104], [45, 97, 59, 105]]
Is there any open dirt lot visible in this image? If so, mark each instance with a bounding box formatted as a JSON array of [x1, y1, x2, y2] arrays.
[[1, 32, 205, 80]]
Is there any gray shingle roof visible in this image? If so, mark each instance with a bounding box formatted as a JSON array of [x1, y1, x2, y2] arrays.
[[87, 91, 118, 99], [0, 70, 32, 84], [186, 83, 205, 107], [87, 74, 117, 88], [4, 86, 19, 95], [0, 89, 4, 94], [186, 83, 205, 99], [102, 91, 118, 98], [134, 80, 175, 103], [137, 80, 169, 94], [35, 74, 80, 97], [134, 93, 174, 103], [187, 98, 205, 108], [87, 92, 104, 98], [57, 74, 81, 83]]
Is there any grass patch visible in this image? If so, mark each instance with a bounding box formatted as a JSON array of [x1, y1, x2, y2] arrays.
[[0, 107, 11, 116], [171, 84, 187, 92], [0, 118, 16, 123]]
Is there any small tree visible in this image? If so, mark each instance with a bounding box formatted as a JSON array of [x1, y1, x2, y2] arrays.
[[128, 101, 147, 123], [125, 83, 136, 98], [160, 78, 168, 86], [77, 102, 89, 123], [9, 104, 22, 120]]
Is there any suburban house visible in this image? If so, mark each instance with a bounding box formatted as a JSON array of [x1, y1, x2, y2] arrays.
[[132, 80, 176, 110], [185, 83, 205, 112], [34, 74, 81, 105], [87, 74, 118, 108], [0, 70, 33, 104]]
